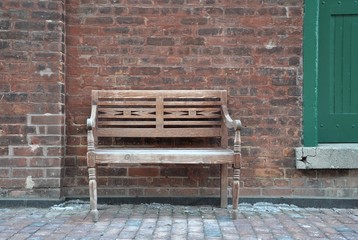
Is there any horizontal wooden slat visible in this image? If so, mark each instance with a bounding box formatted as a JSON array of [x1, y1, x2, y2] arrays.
[[163, 121, 221, 126], [163, 115, 221, 119], [98, 121, 156, 126], [94, 148, 234, 164], [97, 128, 221, 137], [98, 121, 220, 126], [164, 107, 220, 111], [95, 90, 226, 100], [164, 101, 221, 106], [97, 101, 157, 106]]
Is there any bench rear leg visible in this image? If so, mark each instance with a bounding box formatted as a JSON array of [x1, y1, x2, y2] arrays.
[[88, 167, 98, 222], [220, 164, 228, 208], [232, 168, 240, 209]]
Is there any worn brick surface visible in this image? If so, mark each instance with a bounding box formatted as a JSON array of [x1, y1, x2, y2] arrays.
[[0, 202, 357, 240], [63, 0, 358, 200], [0, 0, 65, 198], [1, 0, 358, 201]]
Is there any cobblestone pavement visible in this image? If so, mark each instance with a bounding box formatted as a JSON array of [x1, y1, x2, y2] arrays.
[[0, 201, 357, 240]]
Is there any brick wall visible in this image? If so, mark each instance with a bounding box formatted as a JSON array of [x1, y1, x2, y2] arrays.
[[64, 0, 305, 199], [64, 0, 358, 200], [0, 0, 65, 199], [1, 0, 356, 202]]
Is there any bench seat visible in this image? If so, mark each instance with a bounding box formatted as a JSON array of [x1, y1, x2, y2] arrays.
[[94, 148, 235, 164]]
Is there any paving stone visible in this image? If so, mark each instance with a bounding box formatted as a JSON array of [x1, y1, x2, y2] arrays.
[[0, 201, 357, 239]]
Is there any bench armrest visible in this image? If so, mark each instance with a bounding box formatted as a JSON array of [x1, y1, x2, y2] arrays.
[[221, 105, 241, 130], [221, 105, 241, 167], [87, 105, 97, 130], [87, 105, 98, 151]]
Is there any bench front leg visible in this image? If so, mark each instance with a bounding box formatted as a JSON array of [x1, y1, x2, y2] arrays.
[[220, 164, 228, 208], [87, 150, 98, 222], [88, 167, 98, 222], [232, 168, 240, 209]]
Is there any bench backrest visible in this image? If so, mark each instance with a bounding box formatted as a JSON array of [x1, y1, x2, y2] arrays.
[[92, 90, 228, 147]]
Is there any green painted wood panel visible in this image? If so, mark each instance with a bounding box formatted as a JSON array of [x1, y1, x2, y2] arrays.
[[303, 0, 319, 147], [318, 0, 358, 142]]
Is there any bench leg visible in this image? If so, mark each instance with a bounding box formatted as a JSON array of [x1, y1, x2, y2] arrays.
[[88, 167, 98, 222], [220, 164, 228, 208], [232, 168, 240, 209]]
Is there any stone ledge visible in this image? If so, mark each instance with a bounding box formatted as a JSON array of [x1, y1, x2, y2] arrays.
[[295, 144, 358, 169]]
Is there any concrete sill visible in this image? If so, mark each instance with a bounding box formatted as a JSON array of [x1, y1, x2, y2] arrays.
[[295, 144, 358, 169]]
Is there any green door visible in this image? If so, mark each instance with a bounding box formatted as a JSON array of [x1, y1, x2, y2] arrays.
[[318, 0, 358, 142]]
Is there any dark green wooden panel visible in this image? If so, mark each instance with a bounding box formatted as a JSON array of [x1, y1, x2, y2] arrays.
[[302, 0, 319, 147], [318, 0, 358, 142]]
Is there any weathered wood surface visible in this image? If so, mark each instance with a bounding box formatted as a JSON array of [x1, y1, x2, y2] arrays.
[[86, 90, 241, 222], [94, 148, 235, 164]]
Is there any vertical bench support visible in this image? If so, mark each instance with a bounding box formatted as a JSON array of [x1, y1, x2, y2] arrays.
[[87, 117, 98, 222], [221, 105, 241, 209], [220, 164, 228, 208], [232, 124, 241, 209], [88, 167, 98, 222]]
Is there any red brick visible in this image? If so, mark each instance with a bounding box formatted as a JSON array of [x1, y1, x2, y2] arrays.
[[12, 146, 44, 156], [0, 147, 9, 155], [33, 178, 61, 188], [46, 169, 62, 178], [254, 168, 285, 178], [262, 188, 293, 196], [116, 17, 145, 25], [129, 67, 161, 75], [147, 37, 175, 46], [47, 126, 63, 135], [30, 115, 64, 125], [0, 179, 25, 188], [30, 136, 63, 145], [12, 168, 44, 178], [47, 146, 64, 157], [144, 188, 170, 196], [128, 167, 160, 177], [180, 18, 208, 25], [28, 158, 62, 167], [0, 158, 27, 167], [85, 17, 114, 25]]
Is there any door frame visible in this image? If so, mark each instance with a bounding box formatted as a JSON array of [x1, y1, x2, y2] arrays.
[[303, 0, 320, 147]]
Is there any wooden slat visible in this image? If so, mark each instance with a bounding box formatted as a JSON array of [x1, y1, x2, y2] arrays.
[[163, 121, 221, 126], [164, 101, 221, 106], [97, 101, 157, 106], [156, 96, 164, 129], [94, 148, 234, 164], [220, 164, 228, 208], [163, 114, 221, 119], [97, 128, 221, 137], [96, 90, 226, 100], [98, 121, 156, 126], [98, 121, 221, 126], [220, 91, 228, 148], [164, 107, 220, 111]]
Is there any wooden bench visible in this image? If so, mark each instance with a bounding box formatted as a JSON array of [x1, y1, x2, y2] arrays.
[[87, 90, 242, 221]]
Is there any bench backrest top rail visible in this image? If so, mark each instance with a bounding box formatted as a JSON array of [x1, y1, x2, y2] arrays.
[[91, 90, 228, 140]]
